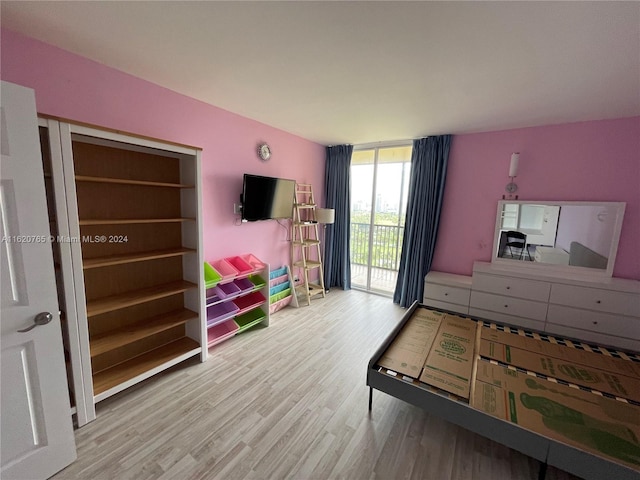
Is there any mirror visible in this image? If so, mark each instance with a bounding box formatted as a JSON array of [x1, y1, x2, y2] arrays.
[[492, 201, 626, 278]]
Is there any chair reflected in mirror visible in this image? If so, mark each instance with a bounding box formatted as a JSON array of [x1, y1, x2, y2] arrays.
[[499, 231, 531, 260]]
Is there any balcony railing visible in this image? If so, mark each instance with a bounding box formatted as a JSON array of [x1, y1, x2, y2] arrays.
[[350, 223, 404, 271]]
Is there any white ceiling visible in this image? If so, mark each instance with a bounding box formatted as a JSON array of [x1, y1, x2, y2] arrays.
[[2, 1, 639, 145]]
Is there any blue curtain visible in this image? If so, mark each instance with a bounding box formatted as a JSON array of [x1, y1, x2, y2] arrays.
[[324, 144, 353, 289], [393, 135, 451, 307]]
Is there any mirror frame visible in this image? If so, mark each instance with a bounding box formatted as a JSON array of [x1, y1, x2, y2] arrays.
[[491, 200, 626, 279]]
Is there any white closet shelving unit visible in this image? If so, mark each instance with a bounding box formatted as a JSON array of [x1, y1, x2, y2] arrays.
[[40, 118, 205, 426]]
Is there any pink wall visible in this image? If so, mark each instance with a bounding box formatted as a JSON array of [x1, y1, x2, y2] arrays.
[[0, 28, 326, 269], [431, 117, 640, 279], [3, 29, 638, 281]]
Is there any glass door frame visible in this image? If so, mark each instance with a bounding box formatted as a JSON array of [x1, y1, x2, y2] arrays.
[[351, 140, 412, 294]]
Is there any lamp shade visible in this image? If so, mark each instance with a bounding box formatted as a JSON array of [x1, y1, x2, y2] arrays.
[[509, 153, 520, 177], [316, 208, 335, 224]]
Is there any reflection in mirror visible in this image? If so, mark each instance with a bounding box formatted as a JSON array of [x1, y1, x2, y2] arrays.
[[492, 201, 626, 278]]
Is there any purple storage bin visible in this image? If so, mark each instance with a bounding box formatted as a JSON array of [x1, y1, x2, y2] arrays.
[[204, 287, 221, 305], [211, 258, 239, 282], [205, 290, 222, 307], [213, 281, 241, 299], [234, 277, 255, 294], [206, 302, 240, 327]]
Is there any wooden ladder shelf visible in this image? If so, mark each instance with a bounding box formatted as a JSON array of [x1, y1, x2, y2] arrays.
[[291, 183, 326, 306]]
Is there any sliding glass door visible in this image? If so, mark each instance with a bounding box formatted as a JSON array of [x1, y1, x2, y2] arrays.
[[350, 145, 412, 294]]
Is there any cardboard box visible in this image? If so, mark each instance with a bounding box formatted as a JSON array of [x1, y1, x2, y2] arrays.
[[378, 307, 443, 377], [481, 328, 640, 380], [419, 313, 478, 398], [472, 361, 640, 471], [479, 335, 640, 401]]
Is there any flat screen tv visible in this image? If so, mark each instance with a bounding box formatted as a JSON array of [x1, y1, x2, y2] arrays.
[[241, 174, 296, 222]]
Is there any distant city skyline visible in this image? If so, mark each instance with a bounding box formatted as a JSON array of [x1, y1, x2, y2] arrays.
[[351, 162, 410, 215]]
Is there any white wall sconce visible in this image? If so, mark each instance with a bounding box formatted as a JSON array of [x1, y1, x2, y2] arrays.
[[503, 152, 519, 200]]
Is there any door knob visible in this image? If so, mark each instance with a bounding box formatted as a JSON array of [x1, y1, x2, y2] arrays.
[[18, 312, 53, 332]]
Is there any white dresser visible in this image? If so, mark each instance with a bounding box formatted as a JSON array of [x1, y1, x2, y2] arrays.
[[423, 271, 472, 314], [469, 262, 640, 351]]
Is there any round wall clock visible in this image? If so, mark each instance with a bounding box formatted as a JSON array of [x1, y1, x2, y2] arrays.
[[258, 143, 271, 161]]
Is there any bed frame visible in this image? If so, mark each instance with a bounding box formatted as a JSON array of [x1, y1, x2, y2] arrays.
[[366, 302, 639, 480]]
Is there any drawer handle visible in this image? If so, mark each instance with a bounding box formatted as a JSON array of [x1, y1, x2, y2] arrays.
[[506, 286, 511, 290], [596, 300, 601, 304], [444, 293, 449, 296], [593, 321, 599, 325], [504, 305, 509, 308]]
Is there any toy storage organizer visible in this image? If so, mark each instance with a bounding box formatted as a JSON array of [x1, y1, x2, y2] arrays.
[[269, 265, 296, 313], [205, 254, 270, 347]]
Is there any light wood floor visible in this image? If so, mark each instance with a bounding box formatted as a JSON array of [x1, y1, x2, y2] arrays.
[[54, 289, 580, 480]]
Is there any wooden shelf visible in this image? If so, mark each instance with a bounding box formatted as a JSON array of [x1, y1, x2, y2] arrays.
[[83, 247, 195, 269], [293, 260, 321, 269], [92, 336, 200, 395], [292, 240, 321, 246], [86, 280, 197, 317], [295, 283, 325, 297], [293, 221, 318, 227], [90, 308, 198, 357], [79, 218, 195, 226], [53, 126, 205, 419], [294, 203, 317, 209], [76, 175, 194, 188]]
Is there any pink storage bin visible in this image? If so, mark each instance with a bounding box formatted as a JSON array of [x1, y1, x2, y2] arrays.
[[211, 258, 239, 282], [241, 253, 266, 272], [224, 256, 253, 276], [207, 319, 239, 348], [269, 274, 288, 288], [269, 294, 292, 314]]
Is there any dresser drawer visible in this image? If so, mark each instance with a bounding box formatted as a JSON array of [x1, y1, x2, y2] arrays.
[[546, 304, 640, 340], [473, 273, 550, 302], [544, 323, 640, 352], [424, 283, 470, 306], [549, 284, 640, 318], [470, 291, 548, 321], [422, 298, 469, 315]]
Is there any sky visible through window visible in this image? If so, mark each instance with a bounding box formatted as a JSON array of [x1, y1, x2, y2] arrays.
[[351, 146, 412, 225]]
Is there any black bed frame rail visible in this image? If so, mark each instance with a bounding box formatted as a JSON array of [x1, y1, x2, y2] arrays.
[[366, 302, 639, 480]]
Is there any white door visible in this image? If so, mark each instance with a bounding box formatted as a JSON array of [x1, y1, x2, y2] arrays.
[[1, 82, 76, 478]]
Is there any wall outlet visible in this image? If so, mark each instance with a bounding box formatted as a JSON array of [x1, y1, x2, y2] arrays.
[[233, 203, 242, 215]]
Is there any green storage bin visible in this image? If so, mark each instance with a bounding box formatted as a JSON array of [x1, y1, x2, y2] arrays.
[[269, 287, 291, 304], [235, 308, 266, 333], [204, 262, 222, 288], [248, 274, 266, 290]]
